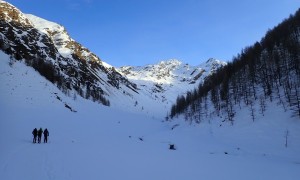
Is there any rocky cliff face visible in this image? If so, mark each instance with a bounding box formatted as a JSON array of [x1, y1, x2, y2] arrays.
[[0, 1, 138, 106], [0, 0, 226, 114], [118, 58, 226, 107]]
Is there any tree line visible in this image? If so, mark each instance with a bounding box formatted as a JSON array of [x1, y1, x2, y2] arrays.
[[169, 8, 300, 123]]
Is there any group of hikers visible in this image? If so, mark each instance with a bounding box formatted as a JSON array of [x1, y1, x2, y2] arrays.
[[32, 128, 49, 143]]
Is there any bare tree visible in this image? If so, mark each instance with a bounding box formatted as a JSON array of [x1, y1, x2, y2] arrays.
[[285, 129, 289, 148]]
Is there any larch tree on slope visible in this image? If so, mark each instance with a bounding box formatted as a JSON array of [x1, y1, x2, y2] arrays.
[[169, 8, 300, 122]]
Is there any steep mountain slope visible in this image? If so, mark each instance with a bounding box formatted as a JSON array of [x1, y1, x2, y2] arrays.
[[0, 1, 137, 107], [1, 2, 300, 180], [169, 8, 300, 123], [0, 1, 226, 117]]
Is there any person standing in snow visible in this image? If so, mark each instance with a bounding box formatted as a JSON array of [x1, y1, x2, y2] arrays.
[[32, 128, 38, 143], [37, 128, 43, 143], [43, 128, 49, 143]]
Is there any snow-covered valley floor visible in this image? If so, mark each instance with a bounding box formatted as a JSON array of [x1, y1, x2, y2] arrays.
[[1, 52, 300, 180]]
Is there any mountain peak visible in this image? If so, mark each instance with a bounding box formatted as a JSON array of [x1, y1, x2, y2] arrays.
[[0, 1, 32, 26], [206, 57, 217, 63], [0, 2, 138, 106], [25, 14, 65, 34], [158, 59, 182, 66], [0, 0, 226, 115], [203, 58, 227, 71]]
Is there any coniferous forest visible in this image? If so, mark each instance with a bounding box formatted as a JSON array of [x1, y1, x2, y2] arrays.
[[169, 9, 300, 122]]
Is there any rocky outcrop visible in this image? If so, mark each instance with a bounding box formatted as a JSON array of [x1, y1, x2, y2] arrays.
[[0, 1, 138, 106]]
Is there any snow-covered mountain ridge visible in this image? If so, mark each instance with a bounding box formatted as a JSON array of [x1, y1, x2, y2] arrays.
[[118, 58, 226, 114], [0, 1, 226, 116], [25, 14, 112, 68], [0, 1, 143, 108], [119, 58, 225, 84], [1, 2, 300, 180]]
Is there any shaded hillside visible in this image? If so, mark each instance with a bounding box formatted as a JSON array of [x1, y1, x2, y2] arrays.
[[0, 1, 227, 116], [169, 9, 300, 122], [0, 1, 138, 106]]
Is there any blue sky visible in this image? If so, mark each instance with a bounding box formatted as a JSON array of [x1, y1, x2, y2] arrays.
[[6, 0, 300, 67]]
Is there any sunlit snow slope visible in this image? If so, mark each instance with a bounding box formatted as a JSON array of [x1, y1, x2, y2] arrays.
[[1, 51, 300, 180], [0, 0, 227, 118], [117, 58, 226, 117]]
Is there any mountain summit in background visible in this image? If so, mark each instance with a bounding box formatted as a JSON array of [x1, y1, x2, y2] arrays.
[[1, 1, 300, 180], [0, 1, 226, 117]]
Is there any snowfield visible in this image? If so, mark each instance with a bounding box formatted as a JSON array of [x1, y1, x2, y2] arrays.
[[1, 51, 300, 180]]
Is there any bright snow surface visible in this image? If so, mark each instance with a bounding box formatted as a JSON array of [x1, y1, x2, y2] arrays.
[[1, 51, 300, 180]]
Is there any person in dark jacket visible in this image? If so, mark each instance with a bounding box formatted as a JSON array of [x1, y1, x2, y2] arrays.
[[43, 128, 49, 143], [32, 128, 38, 143], [37, 128, 43, 143]]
